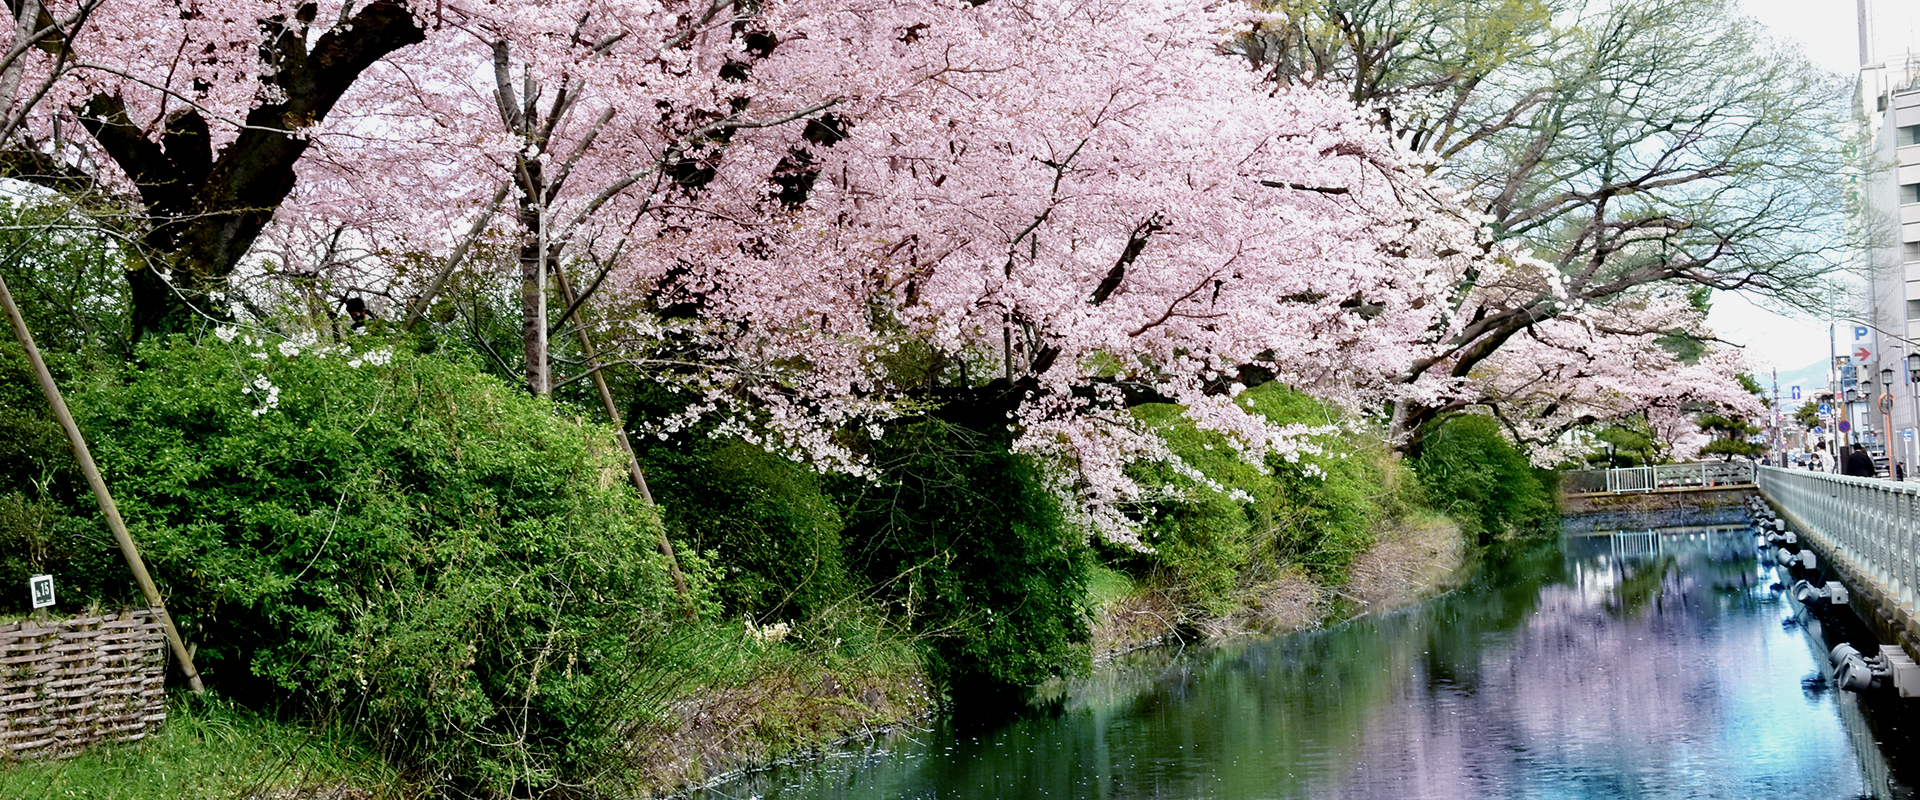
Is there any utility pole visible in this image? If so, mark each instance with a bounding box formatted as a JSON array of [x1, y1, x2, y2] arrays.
[[1830, 300, 1841, 451], [1773, 368, 1783, 467]]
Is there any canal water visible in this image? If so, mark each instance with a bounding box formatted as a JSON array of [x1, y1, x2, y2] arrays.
[[697, 516, 1918, 800]]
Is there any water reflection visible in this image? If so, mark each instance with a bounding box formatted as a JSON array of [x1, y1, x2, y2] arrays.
[[699, 523, 1907, 800]]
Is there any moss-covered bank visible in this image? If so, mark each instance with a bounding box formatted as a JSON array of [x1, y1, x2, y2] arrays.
[[1089, 513, 1466, 660]]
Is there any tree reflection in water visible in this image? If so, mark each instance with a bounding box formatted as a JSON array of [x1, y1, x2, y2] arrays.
[[698, 523, 1908, 800]]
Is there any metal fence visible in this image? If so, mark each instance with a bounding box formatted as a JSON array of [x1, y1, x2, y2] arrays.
[[1563, 461, 1756, 495], [1757, 467, 1920, 613]]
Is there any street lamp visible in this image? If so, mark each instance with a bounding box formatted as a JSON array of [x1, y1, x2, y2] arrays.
[[1846, 385, 1863, 448], [1885, 366, 1899, 469], [1909, 353, 1920, 481]]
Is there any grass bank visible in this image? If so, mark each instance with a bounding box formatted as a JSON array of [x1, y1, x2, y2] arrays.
[[0, 330, 1549, 797], [0, 620, 931, 800], [0, 694, 401, 799]]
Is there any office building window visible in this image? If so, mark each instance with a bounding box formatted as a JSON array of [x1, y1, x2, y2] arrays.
[[1907, 183, 1920, 205], [1909, 240, 1920, 263], [1908, 298, 1920, 320], [1903, 125, 1920, 147]]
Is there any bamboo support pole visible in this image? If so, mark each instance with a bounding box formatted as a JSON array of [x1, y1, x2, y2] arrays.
[[0, 270, 204, 693], [551, 266, 693, 611]]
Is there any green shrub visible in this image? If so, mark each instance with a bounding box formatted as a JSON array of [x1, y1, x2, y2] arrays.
[[1411, 413, 1558, 541], [1132, 475, 1255, 614], [54, 334, 699, 796], [641, 438, 851, 621], [0, 198, 135, 359], [837, 421, 1092, 692], [0, 340, 144, 615], [1126, 383, 1407, 611]]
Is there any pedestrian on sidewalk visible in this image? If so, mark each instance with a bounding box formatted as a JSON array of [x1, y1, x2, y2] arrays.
[[1844, 444, 1877, 478]]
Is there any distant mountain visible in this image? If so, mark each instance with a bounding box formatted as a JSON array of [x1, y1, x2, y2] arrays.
[[1755, 359, 1833, 406]]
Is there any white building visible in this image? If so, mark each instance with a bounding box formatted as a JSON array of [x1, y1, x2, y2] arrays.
[[1857, 0, 1920, 472]]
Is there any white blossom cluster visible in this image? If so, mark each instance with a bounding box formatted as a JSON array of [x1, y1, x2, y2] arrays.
[[211, 324, 395, 419], [744, 619, 791, 645], [242, 374, 280, 417]]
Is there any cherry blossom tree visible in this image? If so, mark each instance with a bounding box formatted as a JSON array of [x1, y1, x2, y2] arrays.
[[548, 0, 1488, 541], [0, 0, 832, 344], [1436, 285, 1767, 465], [0, 0, 1773, 544], [0, 0, 845, 601], [168, 0, 1483, 543]]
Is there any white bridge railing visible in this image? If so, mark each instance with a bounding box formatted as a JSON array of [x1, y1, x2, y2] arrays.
[[1757, 467, 1920, 613], [1563, 461, 1756, 494]]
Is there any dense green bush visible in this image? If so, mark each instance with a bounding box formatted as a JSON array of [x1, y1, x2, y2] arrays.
[[641, 438, 851, 621], [1124, 383, 1414, 612], [0, 341, 135, 614], [837, 421, 1092, 693], [46, 334, 699, 796], [1411, 413, 1558, 541]]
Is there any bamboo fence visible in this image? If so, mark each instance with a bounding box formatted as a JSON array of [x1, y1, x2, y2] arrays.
[[0, 609, 167, 760]]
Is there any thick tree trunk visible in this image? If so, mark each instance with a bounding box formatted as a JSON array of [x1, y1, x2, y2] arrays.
[[52, 1, 426, 341]]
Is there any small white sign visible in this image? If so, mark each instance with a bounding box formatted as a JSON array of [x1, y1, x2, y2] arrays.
[[29, 574, 54, 609]]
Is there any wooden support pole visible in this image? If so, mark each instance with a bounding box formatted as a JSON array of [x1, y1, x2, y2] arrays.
[[0, 270, 205, 693], [551, 265, 693, 612]]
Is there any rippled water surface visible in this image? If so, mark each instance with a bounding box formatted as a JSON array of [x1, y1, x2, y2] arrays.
[[695, 520, 1918, 800]]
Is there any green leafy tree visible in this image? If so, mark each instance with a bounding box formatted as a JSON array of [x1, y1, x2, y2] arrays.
[[1697, 412, 1767, 461], [1240, 0, 1851, 445], [1698, 371, 1769, 460], [1590, 417, 1659, 467], [1795, 398, 1820, 430]]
